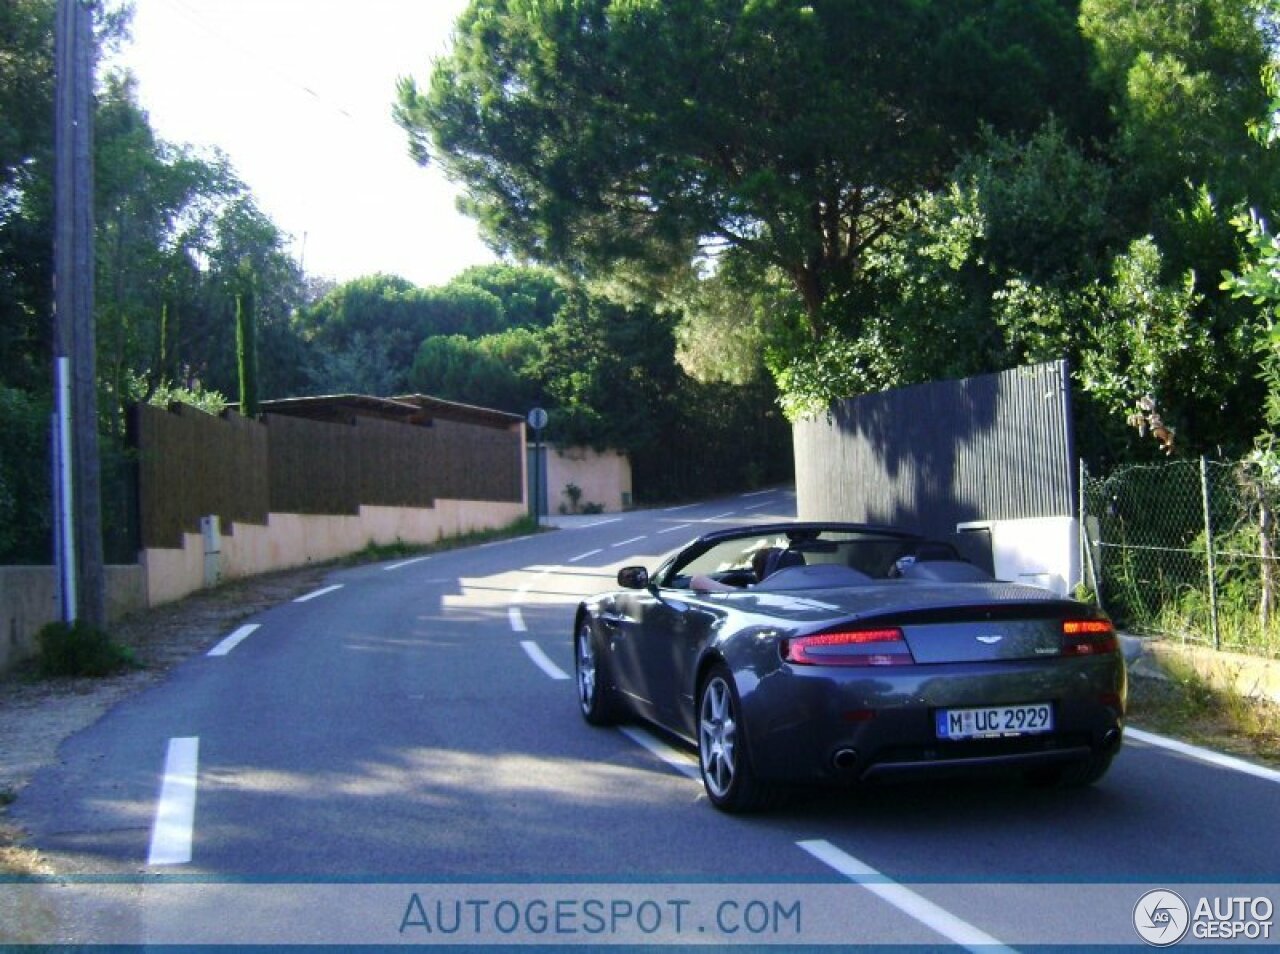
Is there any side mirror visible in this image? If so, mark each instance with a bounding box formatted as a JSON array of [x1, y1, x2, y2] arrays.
[[617, 566, 650, 589]]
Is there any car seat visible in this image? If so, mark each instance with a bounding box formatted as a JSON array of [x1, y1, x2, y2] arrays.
[[762, 548, 806, 579]]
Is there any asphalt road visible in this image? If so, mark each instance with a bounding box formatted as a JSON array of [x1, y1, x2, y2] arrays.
[[10, 489, 1280, 948]]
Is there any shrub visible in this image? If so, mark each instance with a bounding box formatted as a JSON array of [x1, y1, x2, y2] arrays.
[[36, 620, 136, 678]]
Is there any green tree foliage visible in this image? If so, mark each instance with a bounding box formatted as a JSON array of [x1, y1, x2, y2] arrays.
[[1223, 210, 1280, 433], [0, 0, 56, 394], [1081, 0, 1277, 211], [409, 328, 543, 412], [299, 274, 512, 394], [402, 0, 1280, 467], [0, 385, 51, 562], [91, 76, 306, 425], [528, 286, 792, 500], [531, 290, 683, 450], [0, 3, 306, 560], [398, 0, 1102, 346], [234, 261, 259, 416], [451, 263, 564, 328]]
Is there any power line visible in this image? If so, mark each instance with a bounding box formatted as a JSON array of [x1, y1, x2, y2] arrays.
[[156, 0, 398, 134]]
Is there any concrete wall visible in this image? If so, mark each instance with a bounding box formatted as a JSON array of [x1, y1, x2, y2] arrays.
[[143, 498, 527, 607], [544, 446, 632, 514], [1, 497, 525, 672], [0, 565, 147, 672]]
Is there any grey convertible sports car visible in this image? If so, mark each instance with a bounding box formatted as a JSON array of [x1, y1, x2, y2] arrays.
[[573, 523, 1126, 812]]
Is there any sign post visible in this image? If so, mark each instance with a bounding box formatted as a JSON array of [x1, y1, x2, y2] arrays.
[[527, 408, 548, 527]]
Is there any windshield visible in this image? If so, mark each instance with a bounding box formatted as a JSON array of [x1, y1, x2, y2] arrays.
[[661, 527, 927, 590]]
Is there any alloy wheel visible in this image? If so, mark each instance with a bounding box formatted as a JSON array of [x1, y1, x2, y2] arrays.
[[576, 624, 597, 713], [699, 675, 737, 798]]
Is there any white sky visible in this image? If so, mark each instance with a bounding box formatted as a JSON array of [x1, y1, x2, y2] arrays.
[[112, 0, 498, 289]]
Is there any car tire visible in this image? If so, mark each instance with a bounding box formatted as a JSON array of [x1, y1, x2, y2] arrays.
[[697, 664, 786, 813], [575, 617, 620, 726]]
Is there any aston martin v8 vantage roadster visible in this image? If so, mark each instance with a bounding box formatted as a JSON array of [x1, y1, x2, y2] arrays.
[[573, 523, 1126, 812]]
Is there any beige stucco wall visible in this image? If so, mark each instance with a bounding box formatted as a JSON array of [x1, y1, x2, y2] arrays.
[[544, 446, 632, 514], [1, 497, 524, 673], [0, 565, 147, 671], [143, 499, 527, 607]]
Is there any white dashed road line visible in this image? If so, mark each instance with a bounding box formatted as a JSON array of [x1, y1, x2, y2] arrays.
[[702, 511, 737, 522], [797, 840, 1013, 954], [618, 727, 700, 780], [207, 624, 259, 657], [611, 535, 647, 548], [293, 584, 343, 603], [521, 641, 570, 681], [384, 556, 431, 570], [149, 737, 200, 866], [515, 637, 699, 779], [508, 607, 527, 633], [658, 523, 693, 534], [1127, 726, 1280, 784], [568, 549, 603, 563]]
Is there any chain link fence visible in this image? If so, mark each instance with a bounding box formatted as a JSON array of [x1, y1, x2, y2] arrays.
[[1082, 458, 1280, 657]]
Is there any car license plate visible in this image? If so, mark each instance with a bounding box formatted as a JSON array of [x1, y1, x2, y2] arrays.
[[935, 703, 1053, 740]]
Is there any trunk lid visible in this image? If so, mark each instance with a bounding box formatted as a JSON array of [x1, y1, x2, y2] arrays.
[[805, 582, 1082, 664]]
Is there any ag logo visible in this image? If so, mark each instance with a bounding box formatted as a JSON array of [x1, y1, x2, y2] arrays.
[[1134, 889, 1190, 946]]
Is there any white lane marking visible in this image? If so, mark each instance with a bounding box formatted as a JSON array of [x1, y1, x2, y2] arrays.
[[702, 511, 736, 522], [510, 567, 555, 636], [662, 503, 696, 512], [611, 535, 647, 548], [521, 641, 570, 680], [618, 726, 700, 780], [149, 737, 200, 866], [207, 624, 259, 657], [1126, 726, 1280, 784], [293, 584, 343, 603], [743, 502, 772, 511], [568, 549, 603, 563], [797, 840, 1013, 953], [740, 490, 772, 497], [658, 523, 693, 535], [576, 518, 624, 528], [384, 556, 430, 571]]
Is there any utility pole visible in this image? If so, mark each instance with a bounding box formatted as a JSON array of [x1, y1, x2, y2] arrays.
[[53, 0, 106, 627]]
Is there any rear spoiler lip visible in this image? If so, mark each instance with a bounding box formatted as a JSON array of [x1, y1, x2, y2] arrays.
[[821, 599, 1105, 632]]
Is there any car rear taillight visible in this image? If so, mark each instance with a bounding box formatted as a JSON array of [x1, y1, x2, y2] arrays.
[[1061, 619, 1118, 655], [783, 628, 914, 666]]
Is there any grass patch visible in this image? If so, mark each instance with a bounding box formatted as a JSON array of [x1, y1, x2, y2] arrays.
[[342, 515, 543, 565], [1128, 659, 1280, 767], [34, 620, 138, 678]]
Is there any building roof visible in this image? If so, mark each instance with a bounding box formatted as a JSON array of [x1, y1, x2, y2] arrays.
[[250, 394, 523, 430]]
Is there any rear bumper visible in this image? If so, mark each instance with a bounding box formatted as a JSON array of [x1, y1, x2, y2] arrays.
[[740, 656, 1127, 783]]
